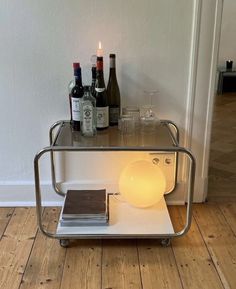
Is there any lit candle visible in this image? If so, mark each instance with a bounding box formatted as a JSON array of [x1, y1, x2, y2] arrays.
[[97, 41, 103, 57]]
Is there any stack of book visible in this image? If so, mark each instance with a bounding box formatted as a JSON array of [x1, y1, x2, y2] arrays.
[[60, 189, 109, 227]]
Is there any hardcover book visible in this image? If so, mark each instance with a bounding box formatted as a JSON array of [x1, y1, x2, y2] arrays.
[[62, 189, 108, 221], [60, 218, 109, 227]]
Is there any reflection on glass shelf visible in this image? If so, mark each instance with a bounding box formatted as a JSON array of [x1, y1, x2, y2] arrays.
[[53, 121, 175, 148]]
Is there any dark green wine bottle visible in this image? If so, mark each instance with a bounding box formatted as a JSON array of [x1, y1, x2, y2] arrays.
[[95, 57, 109, 130], [107, 54, 120, 126], [91, 55, 97, 97]]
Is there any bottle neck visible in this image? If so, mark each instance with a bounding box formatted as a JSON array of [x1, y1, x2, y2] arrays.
[[96, 71, 106, 89], [109, 57, 117, 78], [83, 91, 90, 98], [97, 69, 104, 78], [96, 58, 105, 86], [74, 66, 82, 86], [109, 68, 116, 77], [96, 58, 104, 73], [75, 75, 82, 86], [92, 67, 97, 81], [110, 57, 116, 69]]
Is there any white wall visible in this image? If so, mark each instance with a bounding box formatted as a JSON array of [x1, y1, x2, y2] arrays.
[[218, 0, 236, 67], [0, 0, 220, 204]]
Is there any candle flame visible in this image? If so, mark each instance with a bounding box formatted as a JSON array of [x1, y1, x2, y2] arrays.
[[98, 41, 102, 49]]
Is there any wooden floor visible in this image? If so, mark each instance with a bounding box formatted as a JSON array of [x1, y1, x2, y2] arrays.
[[0, 204, 236, 289], [208, 93, 236, 202]]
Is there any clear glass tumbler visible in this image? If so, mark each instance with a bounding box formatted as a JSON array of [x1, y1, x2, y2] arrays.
[[118, 114, 136, 135]]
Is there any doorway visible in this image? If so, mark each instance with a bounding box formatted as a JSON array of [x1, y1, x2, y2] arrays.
[[207, 1, 236, 202], [208, 93, 236, 202]]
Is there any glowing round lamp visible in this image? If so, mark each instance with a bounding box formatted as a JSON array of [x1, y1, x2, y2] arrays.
[[119, 160, 166, 208]]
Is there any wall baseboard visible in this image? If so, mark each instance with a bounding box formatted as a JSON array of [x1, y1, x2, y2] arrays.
[[0, 181, 191, 207], [191, 176, 208, 203], [0, 183, 64, 207]]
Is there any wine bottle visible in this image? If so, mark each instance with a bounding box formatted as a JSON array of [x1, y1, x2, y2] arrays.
[[71, 63, 84, 131], [91, 55, 97, 97], [107, 54, 120, 126], [80, 86, 96, 137], [95, 57, 109, 130]]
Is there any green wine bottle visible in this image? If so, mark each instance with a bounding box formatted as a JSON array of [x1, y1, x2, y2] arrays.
[[107, 54, 121, 126]]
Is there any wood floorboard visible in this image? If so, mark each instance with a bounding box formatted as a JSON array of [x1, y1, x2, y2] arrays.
[[60, 239, 102, 289], [218, 203, 236, 235], [169, 206, 224, 289], [0, 208, 38, 289], [0, 208, 14, 239], [19, 208, 66, 289], [102, 239, 142, 289], [0, 205, 236, 289], [193, 203, 236, 289], [137, 239, 183, 289]]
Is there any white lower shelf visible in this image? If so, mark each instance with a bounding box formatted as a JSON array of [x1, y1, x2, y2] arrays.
[[56, 196, 174, 236]]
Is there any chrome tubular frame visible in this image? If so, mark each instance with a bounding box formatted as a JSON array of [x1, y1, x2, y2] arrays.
[[49, 120, 67, 197], [34, 120, 196, 240]]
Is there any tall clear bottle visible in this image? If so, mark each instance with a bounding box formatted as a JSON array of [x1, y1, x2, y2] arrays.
[[95, 57, 109, 130], [71, 63, 84, 131], [80, 86, 96, 137], [107, 54, 120, 126]]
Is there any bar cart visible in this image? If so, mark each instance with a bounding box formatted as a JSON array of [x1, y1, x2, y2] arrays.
[[34, 120, 195, 247]]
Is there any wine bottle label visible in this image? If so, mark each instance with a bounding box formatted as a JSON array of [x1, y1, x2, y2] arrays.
[[109, 107, 119, 123], [95, 87, 105, 93], [96, 106, 109, 128], [71, 97, 80, 121], [82, 104, 93, 134]]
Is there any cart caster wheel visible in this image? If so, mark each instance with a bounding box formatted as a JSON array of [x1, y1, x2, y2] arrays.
[[60, 239, 70, 248], [161, 238, 171, 247]]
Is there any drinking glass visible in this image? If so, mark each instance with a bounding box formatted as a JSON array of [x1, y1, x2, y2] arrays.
[[118, 114, 136, 135], [122, 106, 140, 130], [140, 90, 160, 132]]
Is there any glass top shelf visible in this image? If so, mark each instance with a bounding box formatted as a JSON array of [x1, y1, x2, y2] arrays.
[[52, 121, 177, 150]]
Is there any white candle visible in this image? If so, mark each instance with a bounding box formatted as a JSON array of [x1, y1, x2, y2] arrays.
[[97, 41, 103, 57]]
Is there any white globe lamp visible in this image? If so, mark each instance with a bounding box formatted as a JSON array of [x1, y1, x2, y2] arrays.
[[119, 160, 166, 208]]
